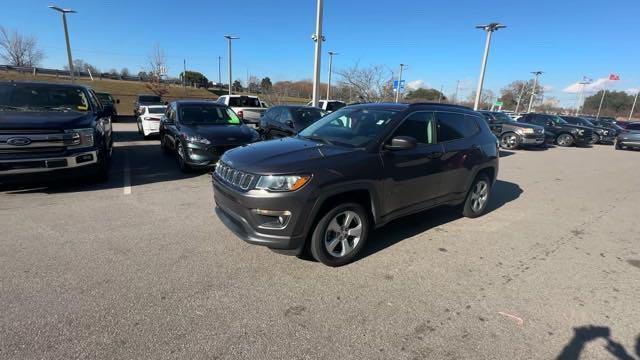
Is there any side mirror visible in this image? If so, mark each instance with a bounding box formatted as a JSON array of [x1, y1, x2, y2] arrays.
[[116, 99, 120, 104], [286, 120, 294, 128], [385, 136, 417, 151]]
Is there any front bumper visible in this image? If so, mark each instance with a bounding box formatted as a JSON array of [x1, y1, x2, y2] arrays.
[[0, 149, 99, 175], [212, 176, 312, 253], [141, 120, 160, 136], [520, 135, 545, 145], [184, 142, 242, 167]]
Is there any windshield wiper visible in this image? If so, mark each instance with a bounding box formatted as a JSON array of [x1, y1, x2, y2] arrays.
[[302, 134, 334, 146]]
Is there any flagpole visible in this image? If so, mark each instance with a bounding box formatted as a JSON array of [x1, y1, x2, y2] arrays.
[[596, 87, 607, 120]]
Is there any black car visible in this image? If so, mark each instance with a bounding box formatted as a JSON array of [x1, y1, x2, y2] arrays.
[[479, 111, 545, 150], [213, 102, 499, 266], [0, 81, 113, 182], [95, 92, 120, 122], [615, 122, 640, 150], [560, 116, 615, 144], [159, 100, 260, 172], [134, 94, 162, 117], [586, 117, 624, 136], [259, 105, 325, 139], [519, 113, 593, 147]]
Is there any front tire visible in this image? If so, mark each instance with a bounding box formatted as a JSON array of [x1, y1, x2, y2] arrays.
[[500, 132, 520, 150], [556, 133, 575, 147], [310, 202, 370, 267], [176, 142, 190, 173], [615, 140, 624, 150], [591, 133, 600, 144], [462, 174, 492, 218]]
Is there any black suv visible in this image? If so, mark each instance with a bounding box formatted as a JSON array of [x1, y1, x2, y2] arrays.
[[519, 113, 593, 147], [159, 100, 260, 172], [479, 111, 545, 150], [259, 105, 325, 139], [560, 115, 615, 144], [213, 103, 499, 266], [0, 81, 113, 182], [134, 94, 162, 117]]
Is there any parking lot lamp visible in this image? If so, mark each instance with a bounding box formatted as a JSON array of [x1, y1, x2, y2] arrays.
[[48, 5, 76, 83], [473, 23, 506, 111], [311, 0, 324, 107], [394, 64, 407, 103], [326, 51, 338, 100], [527, 71, 543, 113], [224, 35, 239, 95]]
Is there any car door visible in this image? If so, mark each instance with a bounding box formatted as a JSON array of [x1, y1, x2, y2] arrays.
[[164, 104, 180, 149], [381, 111, 446, 215], [259, 107, 277, 135], [436, 111, 483, 198], [527, 114, 555, 141], [278, 108, 297, 137]]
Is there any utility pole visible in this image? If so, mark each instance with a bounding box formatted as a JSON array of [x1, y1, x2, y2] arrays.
[[527, 71, 543, 113], [515, 83, 527, 113], [596, 88, 607, 120], [311, 0, 324, 107], [439, 85, 444, 103], [224, 35, 239, 95], [473, 23, 506, 110], [49, 6, 77, 83], [326, 51, 338, 100], [454, 80, 460, 104], [395, 64, 406, 103], [630, 90, 639, 121], [183, 59, 186, 92], [218, 56, 222, 84]]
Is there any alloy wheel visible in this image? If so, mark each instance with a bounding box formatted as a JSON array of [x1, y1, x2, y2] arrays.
[[557, 134, 573, 146], [501, 134, 518, 149], [470, 180, 489, 213], [324, 211, 362, 258]]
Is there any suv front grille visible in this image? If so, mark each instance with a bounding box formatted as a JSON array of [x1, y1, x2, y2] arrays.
[[214, 162, 255, 190]]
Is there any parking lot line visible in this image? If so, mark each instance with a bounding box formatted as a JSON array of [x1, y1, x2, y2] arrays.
[[123, 157, 131, 195]]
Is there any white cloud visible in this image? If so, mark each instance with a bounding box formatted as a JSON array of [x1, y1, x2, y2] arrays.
[[625, 88, 639, 95], [563, 77, 612, 94], [406, 80, 431, 91], [543, 85, 554, 92]]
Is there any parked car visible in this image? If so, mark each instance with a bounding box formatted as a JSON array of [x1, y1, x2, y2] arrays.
[[479, 111, 545, 150], [519, 113, 593, 147], [587, 118, 624, 136], [560, 116, 615, 144], [159, 100, 260, 172], [615, 122, 640, 150], [477, 111, 503, 137], [95, 92, 120, 122], [216, 95, 267, 125], [136, 105, 167, 139], [306, 100, 347, 113], [259, 105, 325, 139], [134, 94, 163, 117], [213, 102, 499, 266], [0, 81, 113, 182]]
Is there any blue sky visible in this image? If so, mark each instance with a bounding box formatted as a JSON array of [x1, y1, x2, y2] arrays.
[[2, 0, 639, 106]]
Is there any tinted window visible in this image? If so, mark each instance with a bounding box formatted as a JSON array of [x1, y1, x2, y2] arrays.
[[264, 107, 280, 120], [526, 115, 547, 126], [392, 111, 436, 144], [0, 84, 90, 112], [179, 104, 240, 125], [148, 106, 166, 114], [228, 96, 261, 107], [327, 101, 346, 112], [293, 108, 324, 127], [627, 123, 640, 130], [436, 112, 478, 142], [280, 108, 293, 122]]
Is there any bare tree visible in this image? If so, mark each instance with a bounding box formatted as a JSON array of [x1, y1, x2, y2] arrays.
[[145, 44, 169, 97], [0, 26, 45, 67], [336, 63, 392, 103]]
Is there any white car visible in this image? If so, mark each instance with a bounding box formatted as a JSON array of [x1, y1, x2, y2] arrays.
[[137, 105, 166, 138]]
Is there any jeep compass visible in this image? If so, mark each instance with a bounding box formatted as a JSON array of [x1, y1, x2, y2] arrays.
[[213, 103, 499, 266]]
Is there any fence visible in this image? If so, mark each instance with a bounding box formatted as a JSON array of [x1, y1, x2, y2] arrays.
[[0, 64, 184, 84]]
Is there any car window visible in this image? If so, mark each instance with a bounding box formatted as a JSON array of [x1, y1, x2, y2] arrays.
[[392, 111, 436, 145], [436, 112, 478, 142], [280, 108, 293, 123], [228, 96, 261, 107], [88, 90, 102, 111], [627, 123, 640, 130], [327, 101, 346, 112], [0, 83, 91, 112], [527, 115, 547, 126], [292, 108, 324, 127]]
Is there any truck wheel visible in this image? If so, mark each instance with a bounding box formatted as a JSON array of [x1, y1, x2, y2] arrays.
[[500, 132, 520, 150], [310, 202, 370, 267], [556, 133, 574, 147], [462, 174, 491, 218]]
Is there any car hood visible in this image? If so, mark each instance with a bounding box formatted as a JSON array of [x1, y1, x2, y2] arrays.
[[505, 122, 543, 131], [221, 136, 357, 174], [185, 124, 256, 144], [0, 111, 93, 130]]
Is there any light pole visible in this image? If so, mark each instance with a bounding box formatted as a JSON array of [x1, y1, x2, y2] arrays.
[[326, 51, 338, 100], [630, 90, 639, 121], [49, 5, 76, 83], [311, 0, 324, 107], [515, 82, 527, 113], [473, 23, 506, 111], [527, 71, 543, 113], [395, 63, 407, 103], [575, 81, 589, 115], [224, 35, 239, 95], [218, 56, 222, 84], [454, 80, 460, 104]]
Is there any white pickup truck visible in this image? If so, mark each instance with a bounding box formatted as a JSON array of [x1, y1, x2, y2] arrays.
[[216, 95, 268, 125]]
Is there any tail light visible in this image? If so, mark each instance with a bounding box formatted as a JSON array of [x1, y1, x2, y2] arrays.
[[236, 110, 244, 120]]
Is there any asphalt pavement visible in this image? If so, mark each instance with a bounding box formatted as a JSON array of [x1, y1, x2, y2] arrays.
[[1, 118, 639, 359]]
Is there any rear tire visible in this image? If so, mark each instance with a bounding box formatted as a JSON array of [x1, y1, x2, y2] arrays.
[[309, 202, 370, 267], [462, 174, 492, 218], [591, 133, 600, 144], [556, 133, 575, 147]]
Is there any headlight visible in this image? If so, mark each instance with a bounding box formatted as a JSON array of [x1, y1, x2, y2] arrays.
[[182, 133, 211, 145], [64, 128, 94, 149], [577, 129, 584, 135], [256, 174, 311, 192]]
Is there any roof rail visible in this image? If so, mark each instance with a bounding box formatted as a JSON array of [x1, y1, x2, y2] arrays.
[[405, 102, 473, 110]]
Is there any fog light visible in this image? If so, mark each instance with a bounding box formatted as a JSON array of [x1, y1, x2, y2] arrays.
[[252, 209, 292, 229], [75, 154, 93, 164]]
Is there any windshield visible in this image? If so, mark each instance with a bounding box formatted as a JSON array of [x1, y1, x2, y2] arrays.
[[298, 107, 398, 148], [228, 97, 261, 107], [147, 107, 166, 114], [179, 105, 241, 125], [293, 108, 325, 127], [139, 95, 161, 103], [0, 83, 91, 112], [492, 112, 515, 123], [96, 93, 113, 103], [579, 118, 595, 127]]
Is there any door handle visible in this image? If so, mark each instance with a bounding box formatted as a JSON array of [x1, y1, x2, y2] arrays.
[[427, 151, 443, 159]]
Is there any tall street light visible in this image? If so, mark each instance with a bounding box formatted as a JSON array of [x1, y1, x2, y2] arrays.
[[218, 56, 222, 84], [473, 23, 506, 111], [527, 71, 543, 113], [311, 0, 324, 107], [326, 51, 338, 100], [224, 35, 239, 95], [395, 64, 407, 103], [49, 5, 77, 83]]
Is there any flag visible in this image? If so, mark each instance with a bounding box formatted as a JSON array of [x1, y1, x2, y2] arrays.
[[609, 74, 620, 81]]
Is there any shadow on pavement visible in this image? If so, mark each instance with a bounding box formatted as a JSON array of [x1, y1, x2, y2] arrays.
[[555, 325, 639, 360]]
